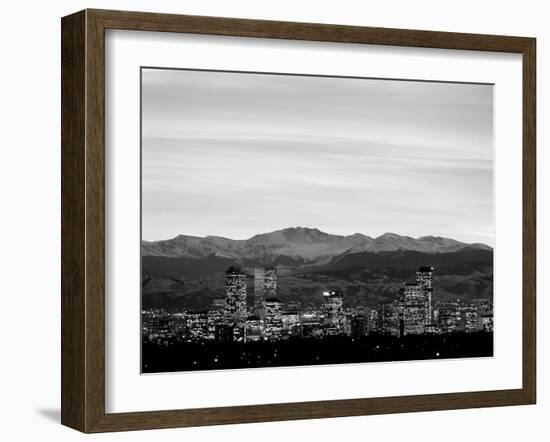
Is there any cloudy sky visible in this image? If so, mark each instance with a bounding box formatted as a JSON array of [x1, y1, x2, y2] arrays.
[[141, 68, 493, 246]]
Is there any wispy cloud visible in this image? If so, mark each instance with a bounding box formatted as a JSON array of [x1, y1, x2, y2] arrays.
[[142, 69, 493, 246]]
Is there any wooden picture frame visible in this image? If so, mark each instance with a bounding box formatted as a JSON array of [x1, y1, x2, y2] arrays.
[[61, 8, 536, 433]]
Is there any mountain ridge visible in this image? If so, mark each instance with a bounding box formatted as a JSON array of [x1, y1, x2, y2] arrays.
[[142, 227, 492, 264]]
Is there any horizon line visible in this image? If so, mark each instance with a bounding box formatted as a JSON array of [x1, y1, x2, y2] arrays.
[[141, 226, 493, 248]]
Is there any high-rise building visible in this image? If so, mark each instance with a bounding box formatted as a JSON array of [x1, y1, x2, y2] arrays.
[[323, 290, 345, 335], [253, 267, 265, 317], [264, 298, 283, 340], [264, 266, 277, 299], [367, 308, 379, 335], [416, 266, 434, 325], [224, 266, 248, 326], [399, 283, 427, 335], [396, 266, 435, 335], [207, 301, 225, 340], [379, 301, 400, 336]]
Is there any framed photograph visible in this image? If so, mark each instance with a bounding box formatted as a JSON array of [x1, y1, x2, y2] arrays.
[[61, 9, 536, 433]]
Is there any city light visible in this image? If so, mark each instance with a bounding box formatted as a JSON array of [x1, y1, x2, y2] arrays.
[[142, 264, 494, 346]]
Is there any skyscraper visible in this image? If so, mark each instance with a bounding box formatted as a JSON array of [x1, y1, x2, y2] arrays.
[[264, 266, 277, 299], [264, 298, 283, 340], [379, 301, 400, 336], [224, 267, 248, 324], [323, 290, 345, 335], [399, 283, 426, 335], [253, 267, 265, 316], [398, 266, 435, 335], [416, 266, 434, 325], [367, 308, 379, 335]]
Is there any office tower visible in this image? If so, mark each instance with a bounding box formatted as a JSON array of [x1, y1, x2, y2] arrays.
[[323, 290, 345, 335], [416, 266, 434, 325], [379, 301, 401, 336], [399, 282, 427, 335], [264, 298, 283, 340], [264, 266, 277, 299], [253, 267, 265, 317], [224, 266, 248, 324], [367, 308, 379, 335], [207, 301, 225, 340]]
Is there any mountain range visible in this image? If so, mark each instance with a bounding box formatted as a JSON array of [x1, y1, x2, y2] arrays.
[[142, 228, 493, 311], [142, 227, 491, 263]]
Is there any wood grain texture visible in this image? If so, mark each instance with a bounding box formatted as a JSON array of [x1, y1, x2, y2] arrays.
[[89, 8, 533, 52], [522, 38, 536, 403], [61, 10, 86, 432], [85, 9, 107, 433], [61, 9, 537, 433]]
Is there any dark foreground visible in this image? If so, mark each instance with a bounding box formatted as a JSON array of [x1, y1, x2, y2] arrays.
[[142, 332, 493, 373]]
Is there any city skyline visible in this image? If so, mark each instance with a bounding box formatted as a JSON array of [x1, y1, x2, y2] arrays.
[[141, 68, 494, 246], [146, 265, 492, 334], [142, 263, 494, 372], [144, 264, 493, 339]]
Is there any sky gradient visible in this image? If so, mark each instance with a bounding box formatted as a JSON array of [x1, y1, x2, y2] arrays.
[[141, 68, 494, 245]]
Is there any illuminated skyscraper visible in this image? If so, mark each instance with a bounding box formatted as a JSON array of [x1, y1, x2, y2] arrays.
[[323, 290, 345, 335], [416, 266, 434, 325], [264, 298, 283, 340], [224, 267, 248, 324], [397, 266, 435, 335], [253, 267, 266, 317], [399, 283, 426, 335], [264, 266, 277, 299], [207, 299, 226, 340]]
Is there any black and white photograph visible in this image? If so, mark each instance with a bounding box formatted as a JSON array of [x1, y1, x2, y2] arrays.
[[140, 67, 494, 373]]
